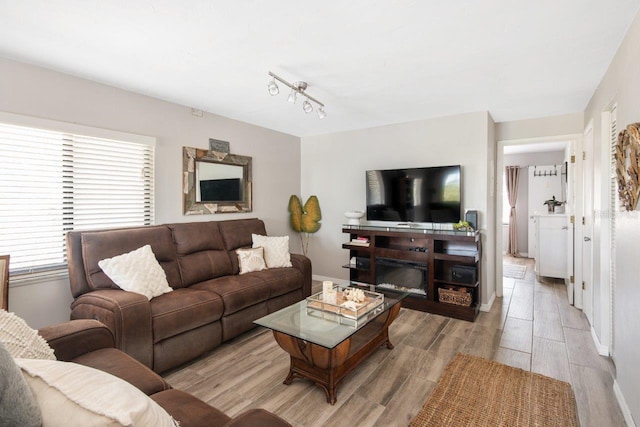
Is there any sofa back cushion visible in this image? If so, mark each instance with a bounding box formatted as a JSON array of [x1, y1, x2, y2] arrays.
[[218, 219, 267, 274], [81, 226, 182, 290], [168, 222, 233, 287]]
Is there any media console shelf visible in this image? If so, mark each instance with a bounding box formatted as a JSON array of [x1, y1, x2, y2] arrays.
[[342, 224, 481, 322]]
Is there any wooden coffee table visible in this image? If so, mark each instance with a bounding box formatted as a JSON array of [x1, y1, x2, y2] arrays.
[[254, 285, 407, 404]]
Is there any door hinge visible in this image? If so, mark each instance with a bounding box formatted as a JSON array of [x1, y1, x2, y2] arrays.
[[582, 281, 586, 290], [582, 217, 585, 225], [583, 152, 586, 160], [571, 155, 576, 163], [570, 275, 574, 283], [570, 215, 575, 224]]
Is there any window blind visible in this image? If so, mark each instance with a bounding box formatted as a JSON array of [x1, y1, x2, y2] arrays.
[[609, 106, 617, 356], [0, 122, 154, 275]]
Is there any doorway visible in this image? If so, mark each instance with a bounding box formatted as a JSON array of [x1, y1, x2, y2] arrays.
[[496, 135, 581, 304]]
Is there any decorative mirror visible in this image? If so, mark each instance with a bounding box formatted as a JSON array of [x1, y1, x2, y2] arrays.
[[183, 146, 252, 214]]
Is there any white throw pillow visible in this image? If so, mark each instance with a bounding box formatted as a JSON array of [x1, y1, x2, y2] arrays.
[[0, 310, 55, 360], [98, 245, 173, 300], [236, 247, 267, 275], [17, 358, 178, 427], [251, 234, 292, 268]]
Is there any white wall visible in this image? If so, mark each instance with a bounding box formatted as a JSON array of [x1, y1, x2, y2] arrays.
[[301, 111, 496, 306], [504, 151, 565, 255], [583, 10, 640, 425], [0, 58, 301, 329]]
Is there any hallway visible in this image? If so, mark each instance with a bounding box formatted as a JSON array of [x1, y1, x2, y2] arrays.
[[497, 256, 624, 426]]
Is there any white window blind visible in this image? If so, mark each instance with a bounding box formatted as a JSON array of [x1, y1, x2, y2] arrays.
[[0, 122, 154, 275], [609, 106, 617, 356]]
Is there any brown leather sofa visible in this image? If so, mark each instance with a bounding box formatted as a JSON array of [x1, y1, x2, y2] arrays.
[[38, 319, 291, 427], [66, 218, 311, 373]]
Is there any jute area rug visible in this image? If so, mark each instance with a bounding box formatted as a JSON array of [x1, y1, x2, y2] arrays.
[[503, 263, 527, 279], [410, 353, 579, 427]]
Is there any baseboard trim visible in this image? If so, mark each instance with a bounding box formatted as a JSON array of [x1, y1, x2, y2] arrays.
[[480, 292, 495, 312], [590, 326, 609, 356], [312, 274, 341, 283], [614, 380, 637, 427]]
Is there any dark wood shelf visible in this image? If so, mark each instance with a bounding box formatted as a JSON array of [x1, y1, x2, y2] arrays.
[[341, 243, 371, 251], [343, 226, 482, 322], [341, 264, 370, 272], [434, 279, 480, 289], [434, 252, 480, 263]]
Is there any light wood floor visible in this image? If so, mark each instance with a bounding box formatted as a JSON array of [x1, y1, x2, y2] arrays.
[[164, 257, 625, 426]]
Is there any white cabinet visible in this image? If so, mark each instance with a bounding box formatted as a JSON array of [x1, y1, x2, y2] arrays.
[[534, 215, 568, 279]]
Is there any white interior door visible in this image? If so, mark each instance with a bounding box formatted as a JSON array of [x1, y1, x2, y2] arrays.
[[582, 126, 594, 323]]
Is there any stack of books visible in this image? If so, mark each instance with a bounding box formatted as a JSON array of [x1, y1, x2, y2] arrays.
[[350, 236, 370, 247]]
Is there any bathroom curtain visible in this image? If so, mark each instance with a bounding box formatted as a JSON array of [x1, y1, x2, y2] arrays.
[[505, 166, 520, 257]]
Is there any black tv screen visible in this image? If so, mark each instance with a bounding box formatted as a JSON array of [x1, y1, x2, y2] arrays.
[[366, 165, 461, 223], [200, 178, 242, 202]]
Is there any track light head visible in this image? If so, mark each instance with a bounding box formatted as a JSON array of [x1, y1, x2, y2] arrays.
[[302, 99, 313, 114], [287, 89, 297, 104], [267, 79, 279, 96]]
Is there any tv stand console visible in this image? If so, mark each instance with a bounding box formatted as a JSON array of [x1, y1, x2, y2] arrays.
[[342, 224, 481, 322]]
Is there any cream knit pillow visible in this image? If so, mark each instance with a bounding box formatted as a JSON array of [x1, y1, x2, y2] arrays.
[[98, 245, 173, 300], [0, 310, 55, 360], [251, 234, 292, 268]]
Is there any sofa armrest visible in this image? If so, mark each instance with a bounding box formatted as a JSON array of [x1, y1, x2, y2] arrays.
[[38, 319, 114, 361], [224, 409, 292, 427], [70, 289, 154, 369], [290, 253, 312, 297]]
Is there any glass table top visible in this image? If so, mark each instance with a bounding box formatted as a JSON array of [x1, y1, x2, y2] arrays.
[[254, 283, 408, 349]]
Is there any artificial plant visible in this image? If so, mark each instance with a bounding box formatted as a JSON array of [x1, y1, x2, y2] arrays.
[[288, 195, 322, 256]]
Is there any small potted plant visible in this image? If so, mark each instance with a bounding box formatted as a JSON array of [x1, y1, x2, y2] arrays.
[[543, 196, 563, 213], [453, 220, 473, 232]]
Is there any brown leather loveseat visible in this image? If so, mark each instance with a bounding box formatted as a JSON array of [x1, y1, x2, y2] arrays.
[[38, 319, 291, 427], [66, 218, 311, 373]]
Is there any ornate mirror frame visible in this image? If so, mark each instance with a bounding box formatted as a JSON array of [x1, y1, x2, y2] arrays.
[[183, 146, 252, 215]]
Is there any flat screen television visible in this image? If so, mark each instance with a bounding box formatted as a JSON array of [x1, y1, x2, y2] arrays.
[[199, 178, 242, 202], [366, 165, 461, 223]]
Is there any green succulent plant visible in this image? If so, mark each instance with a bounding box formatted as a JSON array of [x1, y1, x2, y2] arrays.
[[288, 195, 321, 256]]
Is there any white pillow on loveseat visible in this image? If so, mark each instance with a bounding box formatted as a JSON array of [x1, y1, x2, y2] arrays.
[[16, 358, 178, 427], [251, 234, 292, 268], [98, 245, 173, 300]]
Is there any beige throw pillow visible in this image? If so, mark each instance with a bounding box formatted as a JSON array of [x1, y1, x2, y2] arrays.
[[98, 245, 173, 300], [0, 310, 55, 360], [17, 358, 178, 427], [236, 247, 267, 274], [251, 234, 292, 268]]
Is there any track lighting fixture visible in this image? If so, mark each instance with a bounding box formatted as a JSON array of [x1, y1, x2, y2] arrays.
[[267, 71, 326, 119]]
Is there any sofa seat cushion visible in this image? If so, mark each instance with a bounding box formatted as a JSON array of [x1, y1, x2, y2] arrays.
[[257, 268, 303, 299], [150, 289, 224, 343], [151, 389, 231, 427], [191, 274, 271, 316], [72, 348, 170, 396]]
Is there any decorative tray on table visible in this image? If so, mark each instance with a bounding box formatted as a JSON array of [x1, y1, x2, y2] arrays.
[[306, 286, 384, 327]]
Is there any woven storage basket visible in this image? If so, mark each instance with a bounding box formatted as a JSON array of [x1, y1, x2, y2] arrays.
[[438, 286, 472, 306]]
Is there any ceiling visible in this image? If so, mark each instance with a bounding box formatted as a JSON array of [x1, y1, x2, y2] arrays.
[[0, 1, 638, 137]]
